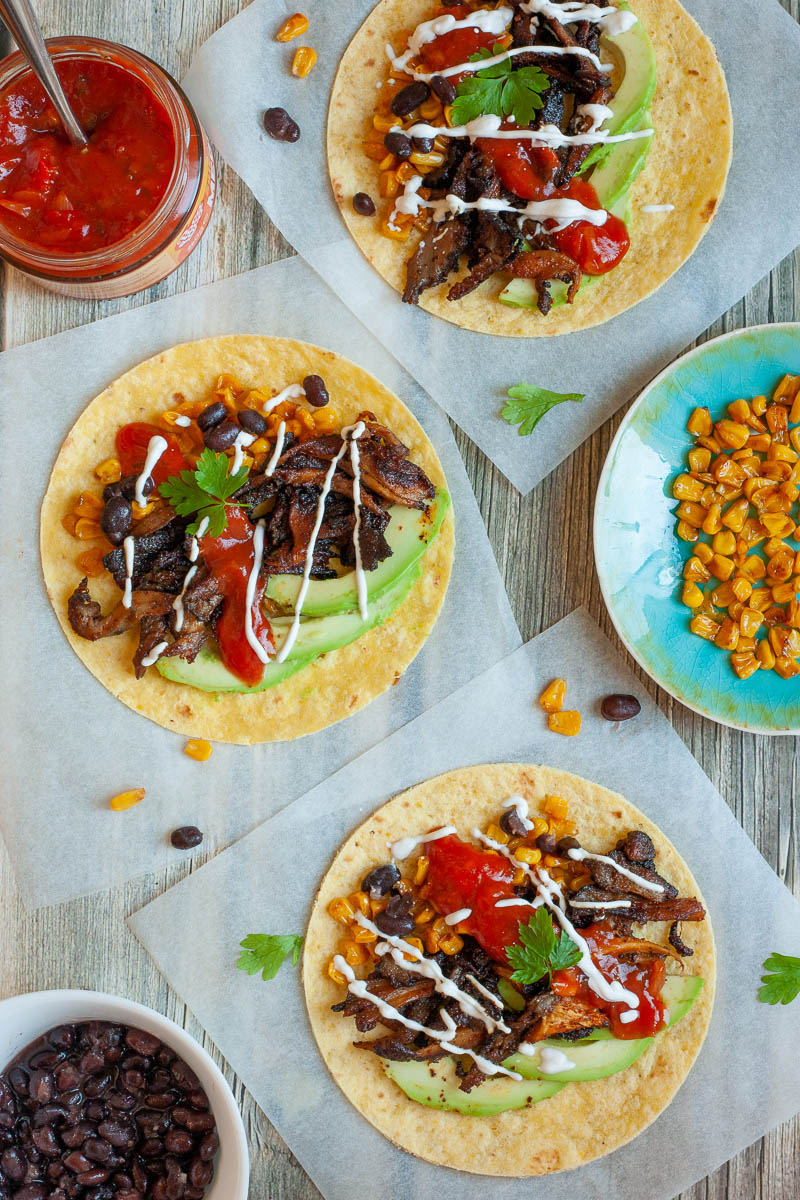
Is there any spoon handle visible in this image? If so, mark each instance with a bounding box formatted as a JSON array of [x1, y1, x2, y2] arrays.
[[0, 0, 88, 147]]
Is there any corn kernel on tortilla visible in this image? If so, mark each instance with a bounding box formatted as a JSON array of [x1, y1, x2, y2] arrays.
[[327, 0, 732, 336], [304, 763, 715, 1175], [40, 335, 454, 745]]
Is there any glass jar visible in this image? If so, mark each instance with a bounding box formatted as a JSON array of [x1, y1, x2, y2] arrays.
[[0, 37, 216, 299]]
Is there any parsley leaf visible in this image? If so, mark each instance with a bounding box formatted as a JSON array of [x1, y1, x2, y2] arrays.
[[502, 383, 585, 436], [505, 908, 581, 986], [451, 45, 550, 128], [236, 933, 304, 982], [758, 953, 800, 1006], [159, 448, 250, 536]]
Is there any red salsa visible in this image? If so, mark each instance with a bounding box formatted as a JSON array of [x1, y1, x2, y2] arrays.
[[0, 58, 175, 253], [199, 507, 274, 688], [116, 423, 187, 487], [424, 834, 665, 1040]]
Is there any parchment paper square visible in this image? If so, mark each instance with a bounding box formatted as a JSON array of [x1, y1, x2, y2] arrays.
[[129, 608, 800, 1200]]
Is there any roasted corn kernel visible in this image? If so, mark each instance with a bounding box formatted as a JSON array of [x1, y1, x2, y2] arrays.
[[291, 45, 317, 77], [539, 678, 567, 712], [276, 12, 309, 41], [110, 788, 146, 812], [184, 738, 213, 762]]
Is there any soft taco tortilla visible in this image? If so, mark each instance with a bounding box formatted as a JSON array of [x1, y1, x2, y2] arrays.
[[40, 336, 453, 744], [304, 763, 714, 1175], [328, 0, 732, 336]]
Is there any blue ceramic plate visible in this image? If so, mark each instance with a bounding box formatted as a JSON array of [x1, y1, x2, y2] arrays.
[[595, 324, 800, 734]]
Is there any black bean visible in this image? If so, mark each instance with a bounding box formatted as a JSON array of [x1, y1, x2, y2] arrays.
[[352, 192, 376, 216], [186, 1089, 209, 1111], [600, 693, 641, 721], [14, 1186, 46, 1200], [238, 408, 267, 436], [536, 832, 557, 856], [31, 1126, 60, 1157], [1, 1147, 26, 1180], [79, 1051, 105, 1076], [55, 1063, 81, 1093], [172, 1109, 215, 1133], [170, 1062, 200, 1093], [84, 1101, 108, 1122], [84, 1071, 113, 1098], [557, 836, 581, 856], [263, 106, 300, 142], [144, 1090, 178, 1110], [100, 495, 133, 545], [430, 74, 456, 105], [7, 1069, 29, 1097], [84, 1138, 113, 1163], [188, 1158, 213, 1188], [106, 1091, 136, 1111], [97, 1119, 136, 1150], [361, 863, 400, 898], [28, 1051, 64, 1072], [120, 1070, 145, 1092], [28, 1072, 54, 1105], [499, 809, 527, 838], [302, 374, 329, 408], [203, 419, 239, 452], [412, 135, 434, 153], [164, 1129, 194, 1155], [196, 401, 228, 432], [374, 892, 415, 937], [170, 827, 203, 851], [61, 1122, 95, 1148], [64, 1150, 93, 1173], [76, 1167, 111, 1185], [383, 130, 411, 160], [390, 80, 430, 117], [623, 830, 655, 862], [32, 1104, 68, 1128], [198, 1132, 218, 1162]]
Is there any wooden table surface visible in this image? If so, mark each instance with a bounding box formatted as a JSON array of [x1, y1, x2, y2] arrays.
[[0, 1, 797, 1197]]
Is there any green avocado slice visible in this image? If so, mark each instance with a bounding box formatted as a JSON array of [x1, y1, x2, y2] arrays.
[[155, 566, 420, 694], [382, 1057, 565, 1116], [504, 976, 704, 1083], [265, 489, 450, 617]]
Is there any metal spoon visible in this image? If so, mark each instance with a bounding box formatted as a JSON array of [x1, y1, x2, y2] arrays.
[[0, 0, 88, 147]]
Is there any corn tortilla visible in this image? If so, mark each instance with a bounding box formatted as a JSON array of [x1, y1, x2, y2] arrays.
[[327, 0, 732, 336], [40, 336, 454, 745], [304, 763, 715, 1175]]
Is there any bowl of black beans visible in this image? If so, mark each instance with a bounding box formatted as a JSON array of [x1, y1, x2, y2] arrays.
[[0, 991, 248, 1200]]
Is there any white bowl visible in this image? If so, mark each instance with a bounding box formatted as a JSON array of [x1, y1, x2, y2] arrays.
[[0, 989, 249, 1199]]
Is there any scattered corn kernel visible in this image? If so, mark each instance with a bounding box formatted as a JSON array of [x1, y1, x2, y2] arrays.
[[539, 678, 567, 713], [110, 788, 146, 812], [291, 45, 317, 77], [184, 738, 213, 762], [543, 795, 569, 820], [276, 12, 309, 41]]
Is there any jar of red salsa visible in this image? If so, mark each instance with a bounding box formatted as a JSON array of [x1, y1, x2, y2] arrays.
[[0, 37, 215, 298]]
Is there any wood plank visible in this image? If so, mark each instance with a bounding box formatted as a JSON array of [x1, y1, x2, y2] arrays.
[[0, 1, 797, 1196]]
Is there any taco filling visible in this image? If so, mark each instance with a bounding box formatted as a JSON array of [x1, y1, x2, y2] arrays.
[[362, 0, 656, 315], [61, 373, 448, 694], [324, 790, 706, 1114]]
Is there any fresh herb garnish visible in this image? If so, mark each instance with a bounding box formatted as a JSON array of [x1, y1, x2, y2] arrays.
[[505, 908, 582, 986], [159, 448, 250, 536], [451, 45, 550, 128], [236, 933, 304, 981], [502, 383, 585, 436], [758, 952, 800, 1006]]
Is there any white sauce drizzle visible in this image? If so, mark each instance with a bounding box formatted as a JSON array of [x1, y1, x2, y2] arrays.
[[262, 383, 305, 413], [387, 6, 513, 75], [274, 422, 366, 663], [618, 1009, 639, 1025], [473, 829, 639, 1008], [348, 427, 369, 620], [391, 171, 608, 233], [122, 536, 135, 609], [570, 899, 633, 910], [230, 430, 255, 475], [140, 640, 169, 668], [641, 203, 675, 213], [134, 435, 168, 507], [495, 896, 541, 909], [444, 907, 472, 925], [392, 41, 610, 83], [362, 916, 509, 1033], [391, 825, 457, 861], [501, 795, 534, 832], [465, 973, 504, 1010], [567, 848, 665, 894], [520, 0, 637, 36], [173, 414, 192, 428], [519, 1044, 576, 1073], [172, 515, 209, 632], [264, 420, 287, 476], [396, 114, 652, 149], [243, 519, 271, 665]]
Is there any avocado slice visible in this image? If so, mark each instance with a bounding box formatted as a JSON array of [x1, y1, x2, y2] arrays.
[[504, 976, 704, 1083], [382, 1057, 565, 1115], [156, 567, 419, 694], [265, 489, 450, 617], [582, 9, 657, 171]]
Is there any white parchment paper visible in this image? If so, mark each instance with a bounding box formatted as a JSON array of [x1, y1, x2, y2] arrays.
[[0, 257, 519, 909], [129, 608, 800, 1200], [182, 0, 800, 494]]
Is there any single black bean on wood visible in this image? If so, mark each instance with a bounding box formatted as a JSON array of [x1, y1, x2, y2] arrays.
[[171, 826, 204, 850], [600, 694, 641, 721]]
